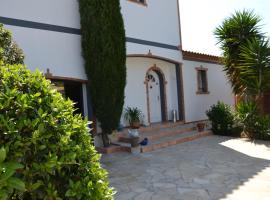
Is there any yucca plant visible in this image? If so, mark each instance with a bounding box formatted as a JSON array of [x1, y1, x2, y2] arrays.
[[214, 10, 263, 95], [123, 107, 142, 129], [237, 38, 270, 111]]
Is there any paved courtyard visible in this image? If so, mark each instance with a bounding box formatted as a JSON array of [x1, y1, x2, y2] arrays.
[[101, 136, 270, 200]]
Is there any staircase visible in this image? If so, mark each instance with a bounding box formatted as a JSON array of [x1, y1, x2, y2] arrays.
[[112, 121, 212, 153]]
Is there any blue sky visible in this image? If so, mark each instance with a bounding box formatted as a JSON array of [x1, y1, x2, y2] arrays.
[[179, 0, 270, 56]]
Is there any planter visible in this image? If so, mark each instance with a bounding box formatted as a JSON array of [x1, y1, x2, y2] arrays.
[[128, 129, 139, 137], [130, 121, 140, 129], [197, 122, 205, 132], [130, 137, 140, 147]]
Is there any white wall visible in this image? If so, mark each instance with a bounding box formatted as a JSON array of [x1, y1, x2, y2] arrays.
[[124, 57, 179, 125], [4, 25, 86, 80], [126, 42, 182, 63], [0, 0, 182, 79], [0, 0, 86, 80], [0, 0, 80, 28], [121, 0, 181, 47], [121, 0, 182, 62], [182, 60, 234, 122]]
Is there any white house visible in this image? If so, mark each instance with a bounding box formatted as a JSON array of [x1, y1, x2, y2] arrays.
[[0, 0, 234, 128]]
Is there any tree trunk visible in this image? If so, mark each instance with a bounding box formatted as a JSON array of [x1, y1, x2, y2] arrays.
[[255, 94, 264, 114], [101, 132, 110, 147]]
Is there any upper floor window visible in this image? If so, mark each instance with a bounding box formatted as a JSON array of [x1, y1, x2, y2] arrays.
[[128, 0, 147, 6], [196, 67, 209, 94]]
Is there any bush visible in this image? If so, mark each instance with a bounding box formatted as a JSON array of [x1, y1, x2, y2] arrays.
[[236, 102, 270, 140], [251, 116, 270, 140], [206, 102, 234, 135], [0, 147, 25, 200], [0, 63, 113, 199], [79, 0, 126, 147], [0, 24, 24, 64]]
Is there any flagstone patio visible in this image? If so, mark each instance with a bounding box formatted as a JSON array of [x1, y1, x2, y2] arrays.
[[101, 135, 270, 200]]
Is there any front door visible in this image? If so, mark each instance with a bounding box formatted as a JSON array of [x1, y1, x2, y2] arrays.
[[52, 80, 84, 115], [147, 70, 162, 123]]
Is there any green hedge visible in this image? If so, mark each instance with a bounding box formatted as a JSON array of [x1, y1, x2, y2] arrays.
[[0, 63, 113, 199]]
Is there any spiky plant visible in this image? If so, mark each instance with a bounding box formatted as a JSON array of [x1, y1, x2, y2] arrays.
[[214, 10, 263, 94], [238, 38, 270, 110]]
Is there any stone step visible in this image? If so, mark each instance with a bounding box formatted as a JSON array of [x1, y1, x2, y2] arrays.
[[118, 125, 196, 144], [140, 130, 212, 153], [141, 126, 196, 141], [111, 141, 132, 148], [118, 123, 196, 140], [96, 145, 130, 154], [119, 121, 185, 135]]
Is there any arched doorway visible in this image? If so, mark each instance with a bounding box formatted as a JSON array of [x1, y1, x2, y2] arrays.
[[145, 65, 167, 123]]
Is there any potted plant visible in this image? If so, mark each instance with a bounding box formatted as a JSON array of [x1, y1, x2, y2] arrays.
[[197, 122, 205, 132], [124, 107, 142, 129]]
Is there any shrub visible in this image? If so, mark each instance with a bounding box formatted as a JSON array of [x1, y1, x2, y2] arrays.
[[79, 0, 126, 147], [206, 102, 234, 135], [251, 115, 270, 140], [236, 102, 270, 140], [0, 147, 25, 200], [0, 24, 24, 64], [0, 63, 114, 199]]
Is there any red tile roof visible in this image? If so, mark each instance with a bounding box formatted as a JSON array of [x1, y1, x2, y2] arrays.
[[182, 50, 222, 64]]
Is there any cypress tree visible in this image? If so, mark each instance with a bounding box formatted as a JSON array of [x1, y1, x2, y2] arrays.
[[79, 0, 126, 147]]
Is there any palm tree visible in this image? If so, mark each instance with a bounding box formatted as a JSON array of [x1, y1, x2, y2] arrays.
[[214, 10, 263, 94], [238, 38, 270, 111]]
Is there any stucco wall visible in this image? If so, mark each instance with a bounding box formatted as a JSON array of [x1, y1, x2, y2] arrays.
[[121, 0, 181, 47], [0, 0, 86, 80], [182, 60, 234, 122], [124, 57, 179, 125], [121, 0, 183, 62]]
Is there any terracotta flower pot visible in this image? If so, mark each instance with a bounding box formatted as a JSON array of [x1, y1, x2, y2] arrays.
[[197, 122, 205, 132], [130, 137, 140, 147], [130, 121, 140, 129]]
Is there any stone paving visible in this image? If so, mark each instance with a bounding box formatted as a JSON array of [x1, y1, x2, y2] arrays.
[[101, 136, 270, 200]]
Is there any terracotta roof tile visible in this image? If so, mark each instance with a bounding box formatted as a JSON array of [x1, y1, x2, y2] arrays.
[[182, 50, 222, 64]]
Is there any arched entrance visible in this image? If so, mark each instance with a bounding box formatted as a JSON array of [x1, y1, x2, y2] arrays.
[[145, 65, 167, 123]]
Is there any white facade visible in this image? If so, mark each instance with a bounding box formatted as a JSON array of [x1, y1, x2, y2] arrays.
[[0, 0, 85, 80], [125, 57, 179, 125], [0, 0, 234, 125], [121, 0, 182, 61], [182, 59, 234, 122]]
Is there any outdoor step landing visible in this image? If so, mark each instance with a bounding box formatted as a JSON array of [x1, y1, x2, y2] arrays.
[[119, 121, 185, 135], [118, 122, 196, 142], [140, 126, 196, 141], [140, 130, 212, 153]]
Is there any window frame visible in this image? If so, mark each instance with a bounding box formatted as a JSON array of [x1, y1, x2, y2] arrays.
[[127, 0, 147, 7], [196, 66, 209, 95]]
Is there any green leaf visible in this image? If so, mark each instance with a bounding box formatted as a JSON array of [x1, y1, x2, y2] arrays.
[[3, 162, 23, 171], [7, 177, 25, 191], [29, 180, 43, 191], [34, 92, 41, 97], [0, 168, 15, 181], [0, 148, 6, 163], [0, 189, 8, 200], [65, 189, 76, 197]]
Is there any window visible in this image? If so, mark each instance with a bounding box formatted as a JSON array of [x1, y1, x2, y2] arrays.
[[196, 67, 209, 94], [127, 0, 147, 6]]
